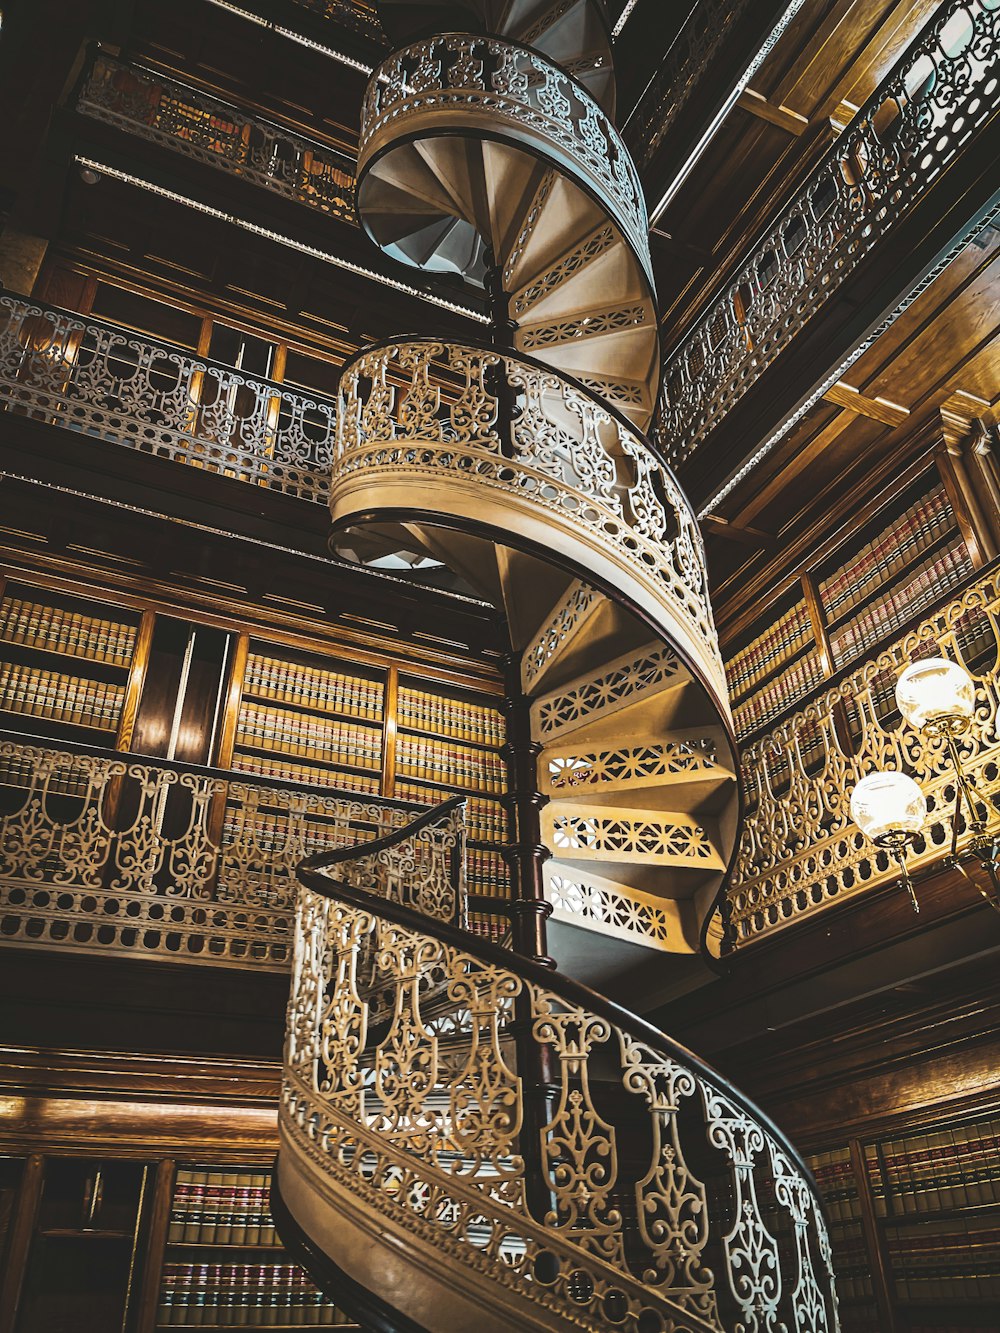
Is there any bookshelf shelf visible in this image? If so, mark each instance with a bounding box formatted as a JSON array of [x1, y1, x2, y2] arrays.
[[38, 1227, 134, 1239], [158, 1163, 356, 1330], [232, 737, 381, 776], [239, 688, 382, 728], [0, 707, 118, 735]]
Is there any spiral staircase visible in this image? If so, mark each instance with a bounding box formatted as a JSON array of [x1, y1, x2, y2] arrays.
[[273, 2, 841, 1329]]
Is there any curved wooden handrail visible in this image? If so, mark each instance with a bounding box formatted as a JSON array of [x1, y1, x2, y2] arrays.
[[297, 809, 823, 1201]]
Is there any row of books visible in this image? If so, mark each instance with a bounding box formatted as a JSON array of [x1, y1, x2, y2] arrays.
[[951, 607, 998, 677], [391, 784, 507, 844], [807, 1146, 865, 1224], [732, 647, 826, 739], [397, 685, 504, 748], [819, 485, 955, 624], [243, 653, 383, 721], [221, 811, 359, 860], [0, 660, 125, 730], [726, 600, 812, 702], [0, 594, 137, 667], [395, 734, 504, 793], [867, 1120, 1000, 1215], [236, 702, 382, 771], [467, 909, 512, 947], [829, 540, 973, 670], [466, 847, 510, 898], [168, 1171, 279, 1246], [826, 1219, 876, 1306], [886, 1216, 1000, 1302], [157, 1261, 349, 1325], [230, 751, 381, 795]]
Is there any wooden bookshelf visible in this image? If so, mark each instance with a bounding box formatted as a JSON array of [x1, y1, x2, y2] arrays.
[[818, 478, 972, 672], [157, 1164, 358, 1329], [0, 582, 141, 740], [723, 468, 975, 741], [806, 1108, 1000, 1332], [230, 645, 386, 796], [725, 589, 823, 738], [394, 673, 510, 908]]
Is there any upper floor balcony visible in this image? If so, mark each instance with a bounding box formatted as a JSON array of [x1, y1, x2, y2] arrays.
[[727, 559, 1000, 947], [0, 292, 336, 506]]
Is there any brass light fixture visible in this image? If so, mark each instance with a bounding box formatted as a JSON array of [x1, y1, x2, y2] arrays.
[[850, 655, 1000, 913]]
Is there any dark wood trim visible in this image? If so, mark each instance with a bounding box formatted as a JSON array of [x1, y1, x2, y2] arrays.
[[849, 1136, 897, 1332], [134, 1159, 176, 1333], [0, 1153, 44, 1333]]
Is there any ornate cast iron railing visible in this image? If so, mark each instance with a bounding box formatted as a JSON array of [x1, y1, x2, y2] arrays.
[[77, 50, 358, 227], [334, 337, 725, 702], [287, 0, 385, 42], [623, 0, 757, 172], [729, 564, 1000, 946], [658, 0, 1000, 475], [0, 732, 419, 970], [282, 821, 839, 1330], [0, 295, 336, 502], [361, 35, 650, 280]]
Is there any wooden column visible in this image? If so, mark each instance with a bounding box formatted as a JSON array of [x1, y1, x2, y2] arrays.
[[0, 1153, 44, 1333], [134, 1159, 176, 1333], [799, 569, 834, 678], [499, 651, 553, 969], [116, 608, 157, 752], [935, 393, 1000, 568], [381, 664, 398, 799]]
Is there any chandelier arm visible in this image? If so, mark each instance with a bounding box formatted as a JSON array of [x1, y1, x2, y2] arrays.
[[951, 854, 1000, 915], [944, 731, 988, 834], [892, 844, 920, 914]]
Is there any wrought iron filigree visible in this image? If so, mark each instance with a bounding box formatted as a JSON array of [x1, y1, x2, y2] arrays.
[[728, 566, 1000, 944], [659, 0, 1000, 473], [0, 736, 415, 970], [359, 35, 650, 281], [78, 52, 357, 227], [282, 837, 840, 1329], [334, 340, 726, 703], [0, 296, 336, 502]]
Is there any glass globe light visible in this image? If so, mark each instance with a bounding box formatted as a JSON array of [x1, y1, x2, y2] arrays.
[[850, 770, 926, 844], [895, 656, 975, 732]]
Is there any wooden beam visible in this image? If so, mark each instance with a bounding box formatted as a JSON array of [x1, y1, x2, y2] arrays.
[[736, 88, 809, 136], [734, 409, 856, 528], [823, 380, 909, 428], [701, 514, 776, 549]]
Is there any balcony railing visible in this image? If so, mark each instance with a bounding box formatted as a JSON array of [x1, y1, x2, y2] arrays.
[[282, 818, 841, 1330], [728, 564, 1000, 946], [657, 0, 1000, 476], [77, 50, 358, 227], [0, 732, 421, 971], [0, 294, 336, 502]]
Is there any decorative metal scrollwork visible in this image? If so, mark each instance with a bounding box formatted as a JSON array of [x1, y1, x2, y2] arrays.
[[78, 51, 357, 226], [360, 35, 650, 279], [728, 566, 1000, 944], [335, 340, 725, 701], [283, 836, 840, 1329], [0, 296, 336, 502], [0, 736, 415, 970], [659, 0, 1000, 472]]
